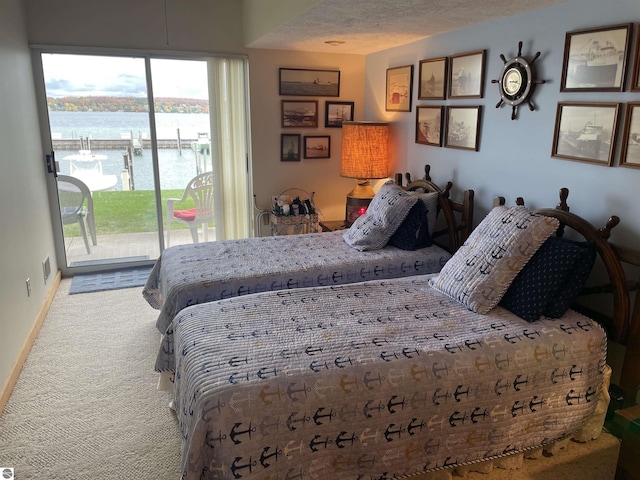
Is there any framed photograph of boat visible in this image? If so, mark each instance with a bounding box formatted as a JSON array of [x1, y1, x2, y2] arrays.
[[385, 65, 414, 112], [620, 102, 640, 168], [303, 135, 331, 159], [325, 101, 354, 128], [279, 68, 340, 97], [551, 102, 621, 166], [560, 23, 632, 92], [281, 100, 318, 128], [444, 106, 481, 151], [631, 33, 640, 92], [418, 57, 448, 100], [448, 50, 485, 99], [415, 106, 444, 146], [281, 134, 301, 161]]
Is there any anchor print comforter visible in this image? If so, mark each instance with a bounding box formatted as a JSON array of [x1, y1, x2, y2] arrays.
[[172, 275, 607, 480], [143, 230, 451, 335]]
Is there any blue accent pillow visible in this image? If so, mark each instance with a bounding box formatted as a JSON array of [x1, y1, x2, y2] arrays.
[[499, 236, 596, 322], [388, 199, 433, 250], [544, 240, 596, 318]]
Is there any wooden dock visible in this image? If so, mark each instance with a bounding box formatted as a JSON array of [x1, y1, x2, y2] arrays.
[[52, 138, 199, 151]]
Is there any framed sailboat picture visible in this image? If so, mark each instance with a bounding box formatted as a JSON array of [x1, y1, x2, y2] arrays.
[[418, 57, 448, 100], [325, 101, 354, 128], [560, 23, 632, 92], [279, 68, 340, 97]]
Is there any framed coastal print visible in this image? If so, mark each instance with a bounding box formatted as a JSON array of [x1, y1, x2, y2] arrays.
[[620, 102, 640, 168], [448, 50, 485, 99], [560, 23, 632, 92], [551, 102, 621, 166], [303, 135, 331, 159], [418, 57, 448, 100], [281, 100, 318, 128], [415, 106, 444, 146], [632, 32, 640, 92], [385, 65, 414, 112], [279, 68, 340, 97], [281, 134, 301, 161], [325, 101, 354, 128], [444, 106, 481, 151]]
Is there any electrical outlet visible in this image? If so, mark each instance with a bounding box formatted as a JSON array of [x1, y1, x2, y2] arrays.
[[42, 256, 51, 283], [26, 278, 31, 297]]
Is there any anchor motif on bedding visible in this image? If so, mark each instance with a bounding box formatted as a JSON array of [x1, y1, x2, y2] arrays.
[[407, 418, 426, 435], [363, 400, 386, 418], [230, 422, 256, 444], [283, 466, 306, 480], [565, 389, 584, 406], [286, 382, 310, 401], [533, 346, 550, 362], [380, 351, 399, 362], [494, 353, 511, 370], [309, 435, 333, 452], [205, 429, 226, 448], [228, 372, 250, 384], [309, 360, 330, 373], [529, 395, 545, 412], [363, 371, 385, 389], [410, 364, 429, 382], [228, 356, 250, 367], [257, 367, 278, 379], [454, 384, 470, 402], [432, 388, 452, 406], [494, 379, 511, 395], [513, 374, 529, 391], [339, 374, 361, 393], [286, 411, 311, 431], [432, 362, 450, 378], [258, 416, 282, 436], [312, 407, 335, 425], [335, 431, 358, 448], [474, 356, 491, 372], [284, 439, 306, 458], [384, 423, 405, 441], [504, 332, 523, 344], [569, 365, 584, 380], [259, 385, 283, 405], [387, 395, 407, 413], [230, 456, 256, 478], [259, 445, 282, 468], [449, 411, 468, 427], [360, 427, 382, 445]]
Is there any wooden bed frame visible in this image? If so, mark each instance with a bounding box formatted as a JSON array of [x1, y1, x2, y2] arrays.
[[496, 187, 640, 418]]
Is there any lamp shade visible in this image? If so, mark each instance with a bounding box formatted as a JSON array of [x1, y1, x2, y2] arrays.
[[340, 121, 389, 179]]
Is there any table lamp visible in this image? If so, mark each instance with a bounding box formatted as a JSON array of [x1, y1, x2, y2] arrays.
[[340, 121, 390, 225]]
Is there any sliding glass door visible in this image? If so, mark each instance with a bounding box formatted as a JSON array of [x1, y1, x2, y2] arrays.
[[37, 52, 220, 274]]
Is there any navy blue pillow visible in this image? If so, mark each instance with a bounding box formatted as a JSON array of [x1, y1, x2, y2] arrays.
[[499, 236, 595, 322], [544, 240, 596, 318], [389, 200, 433, 250]]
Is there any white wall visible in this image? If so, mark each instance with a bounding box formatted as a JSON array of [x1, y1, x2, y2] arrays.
[[364, 0, 640, 251], [248, 49, 366, 224], [0, 0, 57, 393]]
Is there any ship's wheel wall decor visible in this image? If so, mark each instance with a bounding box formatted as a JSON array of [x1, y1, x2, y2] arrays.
[[491, 41, 546, 120]]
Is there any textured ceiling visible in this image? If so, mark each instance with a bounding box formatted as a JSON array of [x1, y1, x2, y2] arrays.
[[246, 0, 567, 55]]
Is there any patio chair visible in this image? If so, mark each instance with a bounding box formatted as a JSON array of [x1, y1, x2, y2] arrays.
[[166, 171, 215, 246], [57, 174, 97, 254]]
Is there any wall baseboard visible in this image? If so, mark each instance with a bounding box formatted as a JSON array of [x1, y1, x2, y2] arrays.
[[0, 270, 61, 415]]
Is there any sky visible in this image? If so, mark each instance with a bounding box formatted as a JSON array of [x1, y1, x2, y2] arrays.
[[41, 54, 208, 99]]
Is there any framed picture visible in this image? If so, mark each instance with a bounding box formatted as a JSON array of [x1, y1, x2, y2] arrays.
[[444, 106, 481, 151], [415, 106, 444, 146], [281, 134, 301, 161], [279, 68, 340, 97], [281, 100, 318, 128], [620, 102, 640, 168], [448, 50, 485, 99], [418, 57, 448, 100], [385, 65, 414, 112], [560, 23, 632, 92], [631, 32, 640, 92], [551, 102, 621, 166], [303, 135, 331, 159], [325, 101, 354, 128]]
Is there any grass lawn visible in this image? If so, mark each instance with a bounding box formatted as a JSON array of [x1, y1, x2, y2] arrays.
[[64, 189, 200, 236]]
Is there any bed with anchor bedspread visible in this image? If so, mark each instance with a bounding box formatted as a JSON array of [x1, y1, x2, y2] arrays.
[[143, 230, 451, 336], [172, 275, 607, 480]]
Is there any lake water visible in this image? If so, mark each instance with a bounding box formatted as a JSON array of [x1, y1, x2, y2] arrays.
[[50, 111, 210, 191]]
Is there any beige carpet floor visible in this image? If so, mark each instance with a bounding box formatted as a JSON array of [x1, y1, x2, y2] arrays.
[[0, 278, 622, 480]]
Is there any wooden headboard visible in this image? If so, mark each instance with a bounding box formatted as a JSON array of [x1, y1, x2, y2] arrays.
[[497, 187, 639, 406]]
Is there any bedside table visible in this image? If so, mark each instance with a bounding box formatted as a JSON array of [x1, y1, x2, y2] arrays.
[[320, 220, 348, 232]]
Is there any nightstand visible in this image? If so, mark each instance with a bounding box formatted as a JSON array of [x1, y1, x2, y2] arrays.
[[320, 220, 348, 232]]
